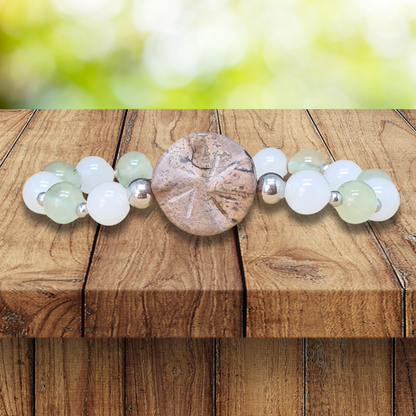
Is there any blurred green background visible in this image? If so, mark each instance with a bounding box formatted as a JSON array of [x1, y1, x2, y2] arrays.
[[1, 0, 416, 108]]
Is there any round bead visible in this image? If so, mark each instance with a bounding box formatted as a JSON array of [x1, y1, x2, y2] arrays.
[[127, 179, 155, 209], [335, 180, 378, 224], [152, 132, 257, 236], [363, 177, 400, 221], [76, 202, 88, 218], [285, 170, 331, 215], [76, 156, 115, 194], [22, 172, 62, 215], [288, 149, 326, 174], [256, 173, 285, 205], [87, 182, 130, 226], [43, 182, 86, 224], [358, 168, 393, 183], [115, 152, 153, 188], [324, 160, 362, 191], [329, 191, 342, 207], [253, 148, 287, 180], [43, 161, 81, 188]]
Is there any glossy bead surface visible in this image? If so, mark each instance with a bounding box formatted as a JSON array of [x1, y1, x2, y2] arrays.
[[22, 172, 62, 214], [76, 156, 115, 194], [43, 161, 81, 188], [288, 149, 326, 174], [256, 173, 285, 204], [87, 182, 130, 226], [115, 151, 153, 188], [43, 182, 86, 224], [335, 180, 378, 224], [253, 148, 287, 180], [324, 160, 362, 191], [285, 170, 331, 215], [363, 177, 400, 221], [127, 178, 155, 209], [76, 202, 88, 218], [358, 168, 392, 183]]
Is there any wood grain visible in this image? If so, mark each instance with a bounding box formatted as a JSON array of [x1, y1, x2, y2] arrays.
[[85, 110, 243, 337], [0, 339, 33, 415], [309, 109, 414, 337], [126, 338, 213, 415], [219, 109, 402, 337], [0, 110, 34, 164], [0, 109, 124, 337], [395, 339, 416, 414], [306, 339, 392, 415], [216, 338, 303, 416], [36, 338, 123, 415]]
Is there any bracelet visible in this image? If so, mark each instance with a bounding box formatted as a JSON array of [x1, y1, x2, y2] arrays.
[[22, 132, 400, 236]]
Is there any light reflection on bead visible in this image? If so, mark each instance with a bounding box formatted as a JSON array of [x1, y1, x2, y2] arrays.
[[329, 191, 342, 207], [127, 179, 155, 209], [43, 161, 81, 188], [288, 149, 326, 174], [324, 160, 362, 191], [37, 192, 46, 207], [76, 156, 115, 194], [116, 152, 153, 188], [253, 148, 287, 179], [76, 202, 88, 218], [256, 173, 285, 205]]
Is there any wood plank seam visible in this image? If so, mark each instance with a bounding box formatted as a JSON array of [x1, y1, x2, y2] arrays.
[[306, 109, 407, 338], [80, 110, 128, 337], [396, 110, 416, 135], [0, 109, 36, 168]]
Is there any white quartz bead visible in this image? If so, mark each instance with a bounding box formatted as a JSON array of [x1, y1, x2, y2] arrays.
[[76, 156, 115, 194], [285, 170, 331, 215], [253, 148, 287, 180], [364, 177, 400, 221], [324, 160, 362, 191], [22, 172, 62, 214], [87, 182, 130, 226]]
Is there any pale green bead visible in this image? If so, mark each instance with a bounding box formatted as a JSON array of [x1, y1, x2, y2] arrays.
[[357, 169, 392, 183], [43, 161, 81, 188], [288, 149, 326, 174], [335, 180, 378, 224], [44, 182, 86, 224], [115, 151, 153, 188]]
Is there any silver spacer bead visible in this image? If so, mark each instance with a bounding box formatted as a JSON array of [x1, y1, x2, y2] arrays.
[[321, 163, 330, 173], [127, 178, 155, 209], [329, 191, 342, 207], [375, 199, 382, 213], [76, 202, 88, 218], [37, 192, 46, 207], [256, 173, 286, 205]]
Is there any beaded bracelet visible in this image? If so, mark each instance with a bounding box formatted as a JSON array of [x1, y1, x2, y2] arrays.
[[22, 133, 400, 236]]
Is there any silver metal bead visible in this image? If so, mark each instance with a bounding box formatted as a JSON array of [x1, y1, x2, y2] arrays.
[[256, 173, 285, 205], [127, 178, 155, 209], [37, 192, 46, 207], [329, 191, 342, 207], [375, 198, 382, 213], [76, 202, 88, 218], [321, 163, 330, 173]]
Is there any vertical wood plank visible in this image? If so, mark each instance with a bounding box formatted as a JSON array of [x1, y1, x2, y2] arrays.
[[0, 339, 33, 416], [85, 110, 243, 337], [0, 109, 34, 164], [36, 339, 123, 415], [309, 109, 415, 337], [126, 338, 213, 415], [216, 339, 303, 415], [395, 339, 416, 415], [0, 109, 124, 337], [219, 109, 401, 337], [306, 339, 392, 415]]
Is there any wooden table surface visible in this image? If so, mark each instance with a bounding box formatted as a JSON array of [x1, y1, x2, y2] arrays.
[[0, 109, 415, 338]]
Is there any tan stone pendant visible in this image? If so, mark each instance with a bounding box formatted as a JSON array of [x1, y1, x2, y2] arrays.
[[152, 132, 257, 236]]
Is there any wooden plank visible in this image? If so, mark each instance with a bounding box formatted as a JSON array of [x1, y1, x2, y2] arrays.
[[395, 338, 416, 414], [309, 109, 415, 336], [0, 110, 124, 337], [0, 110, 34, 164], [399, 109, 416, 129], [85, 110, 243, 337], [216, 339, 303, 415], [36, 338, 123, 415], [219, 109, 402, 337], [0, 339, 33, 416], [126, 338, 213, 415], [306, 339, 392, 415]]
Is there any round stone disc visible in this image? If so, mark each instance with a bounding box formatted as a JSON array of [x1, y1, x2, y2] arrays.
[[152, 132, 257, 236]]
